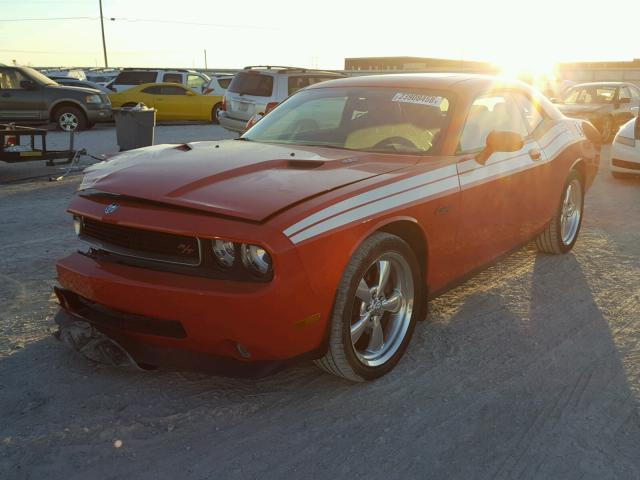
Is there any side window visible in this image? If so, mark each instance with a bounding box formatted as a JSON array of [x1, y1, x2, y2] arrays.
[[115, 71, 156, 85], [141, 86, 162, 94], [513, 93, 545, 134], [187, 74, 206, 89], [618, 87, 631, 102], [161, 85, 188, 95], [0, 69, 28, 89], [458, 93, 529, 153], [163, 73, 182, 84], [630, 87, 640, 99], [218, 78, 231, 89], [288, 76, 309, 95]]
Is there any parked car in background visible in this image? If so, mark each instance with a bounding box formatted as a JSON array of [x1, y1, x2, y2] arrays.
[[48, 76, 112, 94], [107, 69, 211, 93], [611, 115, 640, 178], [218, 66, 345, 133], [39, 68, 86, 80], [554, 82, 640, 142], [202, 75, 234, 123], [203, 75, 234, 95], [55, 74, 600, 381], [108, 82, 222, 122], [0, 65, 111, 131], [85, 70, 120, 86]]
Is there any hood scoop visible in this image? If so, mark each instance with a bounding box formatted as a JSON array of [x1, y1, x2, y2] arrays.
[[286, 159, 325, 169]]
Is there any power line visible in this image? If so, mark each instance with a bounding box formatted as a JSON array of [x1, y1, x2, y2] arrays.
[[0, 16, 272, 30], [0, 17, 98, 21]]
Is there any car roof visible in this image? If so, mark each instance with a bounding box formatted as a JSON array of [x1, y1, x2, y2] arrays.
[[305, 73, 529, 93], [569, 81, 636, 88]]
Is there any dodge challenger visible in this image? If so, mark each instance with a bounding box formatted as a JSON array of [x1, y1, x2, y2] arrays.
[[54, 74, 600, 381]]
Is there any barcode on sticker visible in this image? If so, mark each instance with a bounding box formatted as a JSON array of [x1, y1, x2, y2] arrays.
[[392, 93, 443, 107]]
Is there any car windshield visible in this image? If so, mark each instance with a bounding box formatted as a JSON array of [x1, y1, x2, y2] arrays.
[[562, 86, 616, 104], [24, 67, 58, 86], [242, 86, 452, 155]]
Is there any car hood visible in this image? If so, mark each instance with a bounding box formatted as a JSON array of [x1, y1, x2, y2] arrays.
[[557, 103, 610, 116], [79, 140, 416, 222], [49, 84, 103, 95]]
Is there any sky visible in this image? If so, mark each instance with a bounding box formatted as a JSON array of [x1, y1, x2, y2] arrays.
[[2, 0, 640, 73]]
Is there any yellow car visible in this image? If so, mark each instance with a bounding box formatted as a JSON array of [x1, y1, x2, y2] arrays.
[[108, 82, 223, 122]]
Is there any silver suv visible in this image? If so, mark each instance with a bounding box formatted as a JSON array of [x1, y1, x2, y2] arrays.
[[108, 69, 211, 93], [219, 66, 344, 133]]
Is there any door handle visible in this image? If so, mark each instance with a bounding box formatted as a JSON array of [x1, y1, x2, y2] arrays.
[[528, 148, 541, 161]]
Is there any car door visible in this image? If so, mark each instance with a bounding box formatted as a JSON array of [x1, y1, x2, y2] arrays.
[[155, 85, 202, 120], [454, 92, 546, 273], [0, 68, 45, 120]]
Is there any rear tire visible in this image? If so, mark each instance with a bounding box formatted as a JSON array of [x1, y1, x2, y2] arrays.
[[314, 232, 423, 382], [211, 103, 222, 124], [535, 170, 584, 254], [55, 106, 87, 131]]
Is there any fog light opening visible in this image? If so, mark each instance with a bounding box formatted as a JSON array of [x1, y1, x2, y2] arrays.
[[236, 343, 251, 359]]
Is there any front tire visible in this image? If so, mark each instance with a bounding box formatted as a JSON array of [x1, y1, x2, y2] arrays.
[[535, 170, 584, 254], [315, 233, 423, 381], [55, 106, 87, 131]]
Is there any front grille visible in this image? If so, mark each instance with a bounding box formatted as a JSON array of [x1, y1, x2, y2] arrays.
[[80, 217, 201, 266], [612, 158, 640, 171]]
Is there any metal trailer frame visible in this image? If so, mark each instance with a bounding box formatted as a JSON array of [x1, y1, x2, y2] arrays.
[[0, 124, 76, 165]]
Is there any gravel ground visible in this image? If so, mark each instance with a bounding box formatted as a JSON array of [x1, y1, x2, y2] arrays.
[[1, 135, 639, 479]]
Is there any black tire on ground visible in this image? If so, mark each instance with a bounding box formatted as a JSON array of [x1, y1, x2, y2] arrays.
[[55, 106, 87, 131], [535, 170, 584, 254], [314, 232, 423, 382], [211, 103, 222, 124]]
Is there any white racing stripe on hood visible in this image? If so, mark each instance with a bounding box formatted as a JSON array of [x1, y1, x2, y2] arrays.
[[283, 164, 458, 237], [289, 176, 460, 244]]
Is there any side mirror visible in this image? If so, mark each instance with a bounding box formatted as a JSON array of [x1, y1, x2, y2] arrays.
[[20, 80, 37, 90], [476, 131, 524, 165], [550, 97, 558, 103], [631, 106, 639, 117]]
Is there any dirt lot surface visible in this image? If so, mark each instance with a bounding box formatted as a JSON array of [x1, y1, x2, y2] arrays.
[[1, 133, 639, 479]]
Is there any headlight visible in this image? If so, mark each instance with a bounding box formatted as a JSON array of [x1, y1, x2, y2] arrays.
[[241, 243, 272, 276], [73, 216, 82, 235], [212, 239, 236, 269], [85, 94, 102, 104], [615, 135, 636, 147]]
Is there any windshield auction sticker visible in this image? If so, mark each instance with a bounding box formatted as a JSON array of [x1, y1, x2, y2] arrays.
[[392, 92, 443, 107]]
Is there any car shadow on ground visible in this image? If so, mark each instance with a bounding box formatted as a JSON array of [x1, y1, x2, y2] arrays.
[[1, 235, 639, 479]]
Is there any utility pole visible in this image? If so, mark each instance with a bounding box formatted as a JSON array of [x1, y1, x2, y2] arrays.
[[99, 0, 108, 67], [204, 49, 208, 69]]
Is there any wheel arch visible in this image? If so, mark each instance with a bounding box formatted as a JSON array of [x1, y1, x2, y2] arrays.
[[568, 156, 587, 186], [49, 100, 88, 122], [373, 217, 429, 288]]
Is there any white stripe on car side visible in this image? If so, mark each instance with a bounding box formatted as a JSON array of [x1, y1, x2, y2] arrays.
[[289, 176, 460, 244], [284, 123, 583, 244], [283, 164, 458, 237]]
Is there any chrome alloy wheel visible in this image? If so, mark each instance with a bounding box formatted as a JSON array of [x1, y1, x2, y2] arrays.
[[350, 252, 415, 367], [560, 178, 583, 246], [59, 112, 79, 131]]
